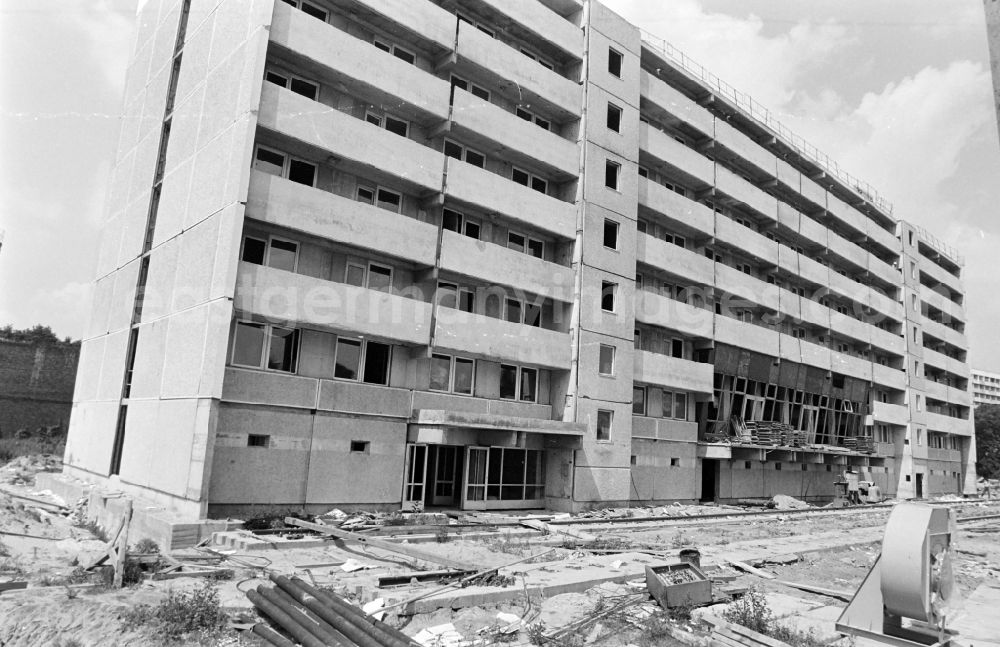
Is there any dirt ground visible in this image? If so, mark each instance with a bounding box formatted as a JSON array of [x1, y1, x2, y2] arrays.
[[1, 456, 998, 647]]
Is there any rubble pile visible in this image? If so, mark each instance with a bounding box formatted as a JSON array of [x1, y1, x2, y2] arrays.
[[0, 454, 61, 486]]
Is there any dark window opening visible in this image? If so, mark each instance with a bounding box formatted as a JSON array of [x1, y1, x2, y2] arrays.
[[248, 434, 270, 448]]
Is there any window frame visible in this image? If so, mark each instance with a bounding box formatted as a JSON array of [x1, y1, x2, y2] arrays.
[[430, 353, 477, 395], [265, 68, 320, 101], [601, 280, 617, 313], [598, 344, 616, 376], [511, 166, 548, 194], [606, 102, 623, 133], [499, 364, 538, 402], [265, 235, 300, 273], [603, 218, 620, 250], [596, 409, 613, 441], [632, 386, 646, 415], [605, 159, 621, 191], [444, 138, 486, 169], [366, 262, 393, 292], [608, 47, 623, 78], [230, 320, 300, 374]]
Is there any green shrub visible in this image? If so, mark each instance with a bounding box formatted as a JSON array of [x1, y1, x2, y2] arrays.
[[122, 582, 228, 642]]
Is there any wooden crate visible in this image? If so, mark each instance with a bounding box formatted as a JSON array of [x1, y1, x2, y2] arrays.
[[645, 562, 712, 608]]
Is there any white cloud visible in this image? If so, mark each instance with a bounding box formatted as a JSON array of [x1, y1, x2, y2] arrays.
[[58, 0, 135, 94]]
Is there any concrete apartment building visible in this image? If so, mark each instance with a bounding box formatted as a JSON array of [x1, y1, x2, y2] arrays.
[[972, 369, 1000, 407], [61, 0, 976, 523]]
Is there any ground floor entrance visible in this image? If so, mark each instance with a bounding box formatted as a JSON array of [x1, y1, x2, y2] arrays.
[[402, 443, 546, 510]]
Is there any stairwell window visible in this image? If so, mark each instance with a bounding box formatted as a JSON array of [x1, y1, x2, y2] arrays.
[[596, 410, 613, 441], [607, 103, 622, 132], [444, 139, 485, 168], [601, 281, 617, 312], [603, 219, 619, 250], [608, 48, 623, 78], [605, 160, 621, 190], [599, 344, 615, 376]]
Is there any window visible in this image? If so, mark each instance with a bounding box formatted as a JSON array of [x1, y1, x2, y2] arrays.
[[596, 409, 613, 441], [637, 220, 648, 234], [450, 75, 490, 102], [516, 106, 550, 131], [671, 339, 683, 359], [603, 219, 619, 249], [334, 338, 362, 380], [281, 0, 328, 22], [362, 341, 391, 385], [638, 166, 648, 179], [520, 47, 554, 70], [504, 298, 523, 324], [231, 322, 299, 373], [444, 139, 486, 168], [511, 166, 548, 194], [500, 364, 537, 402], [265, 69, 319, 101], [601, 281, 617, 312], [253, 146, 316, 187], [605, 159, 621, 190], [367, 263, 393, 291], [599, 344, 615, 376], [792, 328, 805, 339], [365, 111, 409, 137], [357, 185, 403, 213], [608, 48, 623, 77], [633, 386, 646, 415], [661, 391, 686, 420], [671, 458, 680, 467], [373, 38, 415, 64], [430, 354, 475, 394], [247, 434, 270, 448], [241, 236, 298, 272], [507, 231, 544, 258], [438, 282, 476, 313], [459, 14, 496, 38], [607, 103, 622, 132], [345, 263, 365, 286], [442, 208, 481, 240], [350, 441, 370, 454]]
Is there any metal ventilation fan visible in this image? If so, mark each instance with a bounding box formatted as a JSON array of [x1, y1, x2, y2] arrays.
[[837, 502, 959, 646]]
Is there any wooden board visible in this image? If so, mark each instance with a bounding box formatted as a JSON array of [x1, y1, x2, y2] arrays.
[[520, 519, 597, 542], [284, 518, 477, 571], [726, 559, 775, 580]]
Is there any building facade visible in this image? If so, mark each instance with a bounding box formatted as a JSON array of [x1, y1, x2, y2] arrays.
[[64, 0, 976, 519], [973, 369, 1000, 407]]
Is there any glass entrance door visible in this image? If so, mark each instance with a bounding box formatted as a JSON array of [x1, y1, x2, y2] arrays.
[[462, 446, 488, 510], [402, 443, 427, 511], [431, 446, 461, 506]]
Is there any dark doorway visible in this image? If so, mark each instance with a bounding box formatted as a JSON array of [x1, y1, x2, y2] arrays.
[[701, 459, 718, 502], [423, 445, 464, 508], [915, 473, 924, 499]]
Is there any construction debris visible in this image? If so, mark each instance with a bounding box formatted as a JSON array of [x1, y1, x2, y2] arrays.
[[768, 495, 810, 511]]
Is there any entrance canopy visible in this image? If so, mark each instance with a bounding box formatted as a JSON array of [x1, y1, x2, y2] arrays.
[[408, 409, 585, 449]]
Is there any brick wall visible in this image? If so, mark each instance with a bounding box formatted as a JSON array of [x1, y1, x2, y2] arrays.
[[0, 339, 80, 437]]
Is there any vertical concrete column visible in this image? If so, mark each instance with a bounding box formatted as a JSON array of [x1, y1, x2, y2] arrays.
[[558, 1, 642, 510], [896, 221, 926, 498]]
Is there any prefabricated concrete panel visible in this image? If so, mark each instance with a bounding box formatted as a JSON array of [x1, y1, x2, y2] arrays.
[[577, 329, 634, 402], [578, 265, 636, 341], [72, 337, 105, 403], [221, 368, 317, 409], [585, 83, 640, 159], [582, 203, 637, 279], [571, 464, 631, 505], [128, 318, 168, 400], [629, 439, 698, 502], [304, 414, 408, 504], [97, 329, 130, 402], [63, 400, 120, 476], [583, 142, 638, 220], [318, 380, 412, 418]]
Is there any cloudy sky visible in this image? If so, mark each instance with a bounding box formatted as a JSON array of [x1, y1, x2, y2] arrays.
[[1, 0, 998, 368]]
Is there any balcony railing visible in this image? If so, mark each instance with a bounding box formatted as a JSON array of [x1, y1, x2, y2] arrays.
[[633, 349, 713, 394]]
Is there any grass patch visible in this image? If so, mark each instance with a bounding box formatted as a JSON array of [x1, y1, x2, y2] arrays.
[[0, 438, 64, 465], [723, 586, 825, 647], [121, 582, 228, 644]]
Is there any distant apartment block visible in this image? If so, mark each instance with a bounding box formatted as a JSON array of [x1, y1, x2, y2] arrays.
[[973, 369, 1000, 407], [62, 0, 976, 520]]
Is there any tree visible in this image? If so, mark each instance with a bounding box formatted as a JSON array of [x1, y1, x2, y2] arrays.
[[0, 324, 72, 344], [976, 404, 1000, 480]]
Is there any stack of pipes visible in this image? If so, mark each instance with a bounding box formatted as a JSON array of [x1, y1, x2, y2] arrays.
[[247, 574, 418, 647]]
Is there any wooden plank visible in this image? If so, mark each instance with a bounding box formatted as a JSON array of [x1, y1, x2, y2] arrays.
[[520, 519, 597, 542], [284, 517, 477, 571], [775, 579, 852, 602], [151, 568, 234, 581], [726, 559, 776, 580], [0, 489, 68, 510]]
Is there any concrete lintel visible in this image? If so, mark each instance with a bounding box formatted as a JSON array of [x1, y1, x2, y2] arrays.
[[410, 409, 586, 436]]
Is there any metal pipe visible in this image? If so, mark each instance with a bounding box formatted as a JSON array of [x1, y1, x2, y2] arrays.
[[252, 623, 297, 647], [246, 588, 329, 647], [267, 584, 354, 647], [271, 575, 398, 647], [282, 575, 416, 647]]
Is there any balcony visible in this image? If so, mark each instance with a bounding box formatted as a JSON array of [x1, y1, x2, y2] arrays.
[[636, 234, 713, 285], [826, 229, 868, 272], [922, 288, 966, 325], [713, 119, 777, 180], [443, 158, 576, 239], [633, 350, 713, 394], [639, 70, 713, 137], [714, 315, 779, 356], [714, 264, 780, 312], [432, 307, 571, 369], [438, 229, 575, 302], [234, 262, 433, 345], [476, 0, 583, 60], [795, 338, 831, 371], [270, 1, 451, 123], [449, 88, 579, 179], [715, 165, 778, 222], [638, 178, 713, 236], [798, 173, 827, 211], [258, 84, 445, 194], [869, 325, 905, 357], [922, 347, 970, 380], [867, 255, 898, 287], [919, 258, 963, 296], [872, 362, 907, 391], [453, 21, 582, 120], [832, 350, 873, 382], [245, 170, 438, 266], [866, 220, 898, 256], [714, 215, 778, 266], [927, 448, 962, 462], [825, 194, 868, 241], [924, 380, 972, 408], [872, 401, 909, 426], [921, 318, 966, 352], [923, 411, 971, 437], [634, 290, 713, 339], [640, 123, 713, 188]]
